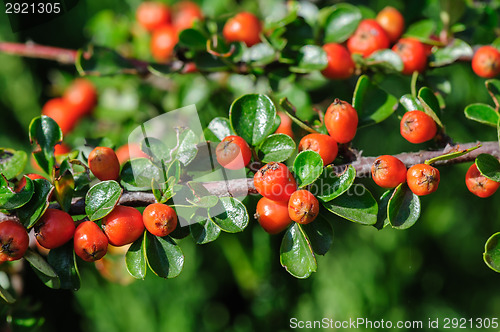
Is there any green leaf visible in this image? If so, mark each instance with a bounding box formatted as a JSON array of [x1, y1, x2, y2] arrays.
[[121, 158, 161, 191], [301, 216, 334, 255], [29, 116, 62, 175], [145, 233, 184, 278], [484, 232, 500, 273], [209, 197, 248, 233], [464, 103, 499, 127], [324, 3, 362, 43], [291, 45, 328, 73], [178, 28, 207, 51], [366, 49, 404, 72], [190, 213, 221, 244], [280, 223, 317, 278], [429, 39, 473, 67], [242, 43, 276, 65], [0, 175, 34, 210], [417, 87, 444, 127], [486, 79, 500, 109], [54, 159, 74, 213], [293, 150, 323, 188], [85, 181, 122, 221], [374, 189, 392, 230], [17, 179, 53, 228], [75, 46, 136, 76], [176, 129, 199, 166], [387, 183, 421, 230], [400, 94, 424, 112], [352, 75, 398, 127], [193, 53, 229, 71], [257, 134, 296, 163], [229, 94, 277, 146], [47, 242, 80, 290], [0, 149, 27, 180], [147, 64, 177, 77], [475, 154, 500, 182], [24, 249, 60, 289], [313, 165, 356, 202], [140, 137, 171, 163], [425, 145, 480, 165], [206, 117, 234, 142], [126, 232, 147, 280], [0, 284, 16, 303], [322, 186, 378, 225], [403, 19, 436, 40]]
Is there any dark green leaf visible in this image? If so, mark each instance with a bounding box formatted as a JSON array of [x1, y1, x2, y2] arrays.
[[291, 45, 328, 73], [126, 232, 147, 280], [29, 116, 62, 175], [293, 150, 323, 188], [47, 242, 80, 290], [429, 39, 473, 67], [206, 117, 234, 142], [0, 149, 27, 180], [0, 284, 16, 303], [322, 186, 378, 225], [324, 3, 362, 43], [475, 154, 500, 182], [280, 223, 317, 279], [417, 87, 443, 127], [178, 28, 207, 51], [17, 179, 53, 228], [75, 46, 136, 76], [464, 103, 499, 127], [387, 183, 421, 230], [366, 49, 404, 72], [190, 213, 221, 244], [85, 181, 122, 221], [400, 94, 424, 112], [301, 216, 333, 255], [209, 197, 248, 233], [24, 249, 60, 289], [193, 53, 229, 71], [352, 75, 398, 127], [140, 137, 171, 162], [145, 233, 184, 278], [0, 175, 34, 210], [54, 159, 74, 213], [257, 134, 296, 163], [229, 94, 276, 146], [374, 189, 392, 230], [484, 232, 500, 273], [313, 165, 356, 202]]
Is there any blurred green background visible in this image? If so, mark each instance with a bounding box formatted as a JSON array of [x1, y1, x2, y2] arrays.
[[1, 0, 500, 331]]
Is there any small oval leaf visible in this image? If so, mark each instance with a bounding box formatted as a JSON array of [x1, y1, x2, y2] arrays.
[[29, 116, 62, 175], [209, 197, 248, 233], [0, 149, 27, 180], [475, 154, 500, 182], [0, 175, 34, 210], [85, 181, 122, 221], [145, 233, 184, 278], [126, 232, 147, 280], [465, 103, 499, 127], [322, 186, 378, 225], [17, 179, 53, 228], [324, 3, 362, 43], [257, 134, 296, 163], [388, 183, 421, 230], [484, 232, 500, 273], [280, 223, 317, 279], [313, 165, 356, 202], [293, 150, 324, 188], [47, 242, 80, 290]]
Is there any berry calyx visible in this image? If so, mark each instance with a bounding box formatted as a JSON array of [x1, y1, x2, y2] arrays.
[[472, 46, 500, 78], [407, 164, 440, 196], [136, 2, 171, 32], [298, 133, 338, 166], [400, 110, 437, 144], [347, 19, 390, 58], [88, 146, 120, 181], [465, 163, 500, 198], [375, 6, 405, 43], [254, 162, 297, 201], [35, 209, 76, 249], [321, 43, 355, 80], [392, 38, 427, 75], [101, 206, 144, 246], [0, 220, 29, 262], [255, 197, 292, 234], [324, 99, 358, 144], [143, 203, 178, 237], [223, 12, 262, 47], [371, 155, 407, 188], [74, 221, 108, 262], [151, 25, 179, 62], [288, 190, 319, 225], [216, 135, 252, 170]]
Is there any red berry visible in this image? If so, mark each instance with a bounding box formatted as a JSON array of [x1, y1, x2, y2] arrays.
[[74, 221, 108, 262], [347, 19, 390, 58], [115, 143, 149, 165], [465, 163, 500, 198], [288, 190, 319, 224], [223, 12, 262, 47], [298, 133, 338, 165], [172, 1, 203, 32], [136, 2, 171, 32], [15, 173, 47, 192], [371, 155, 407, 188], [35, 209, 76, 249], [142, 203, 178, 237], [392, 38, 427, 75], [274, 112, 294, 139], [321, 43, 355, 79], [324, 99, 358, 144], [255, 197, 292, 234], [216, 135, 252, 170], [88, 147, 120, 181], [254, 162, 297, 201], [63, 79, 97, 117], [151, 25, 178, 62], [400, 110, 437, 144], [101, 206, 144, 246], [41, 98, 79, 135], [407, 164, 440, 196], [54, 143, 71, 156], [0, 220, 29, 262], [376, 6, 405, 43], [472, 46, 500, 78]]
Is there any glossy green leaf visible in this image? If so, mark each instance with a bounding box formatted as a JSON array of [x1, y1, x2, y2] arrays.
[[322, 186, 378, 225], [0, 175, 34, 210], [293, 150, 323, 188], [126, 232, 147, 280], [429, 39, 473, 67], [121, 158, 161, 191], [29, 116, 62, 175], [0, 285, 15, 303], [175, 129, 199, 165], [76, 46, 136, 76], [206, 117, 234, 142], [313, 165, 356, 202], [464, 103, 499, 127], [190, 213, 221, 244], [486, 79, 500, 109], [145, 233, 184, 278], [324, 3, 362, 43], [0, 149, 27, 180], [374, 189, 393, 230], [400, 94, 424, 112], [484, 232, 500, 273], [230, 94, 277, 146], [388, 183, 421, 230], [178, 28, 207, 51], [17, 179, 53, 228], [47, 242, 80, 290], [54, 159, 74, 213], [209, 197, 248, 233], [403, 19, 435, 40], [280, 223, 317, 279], [352, 75, 398, 127], [366, 49, 404, 72], [257, 134, 296, 163], [24, 249, 60, 289], [475, 154, 500, 182], [418, 87, 443, 127], [425, 145, 480, 165], [193, 53, 229, 71], [242, 43, 276, 65], [291, 45, 328, 73], [85, 181, 122, 221], [301, 216, 333, 255]]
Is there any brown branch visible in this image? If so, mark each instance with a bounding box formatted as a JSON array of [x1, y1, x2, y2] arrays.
[[0, 42, 77, 64]]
